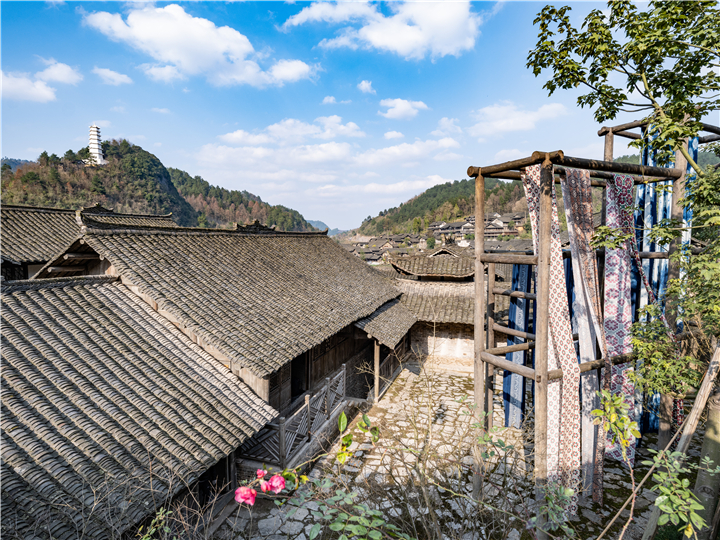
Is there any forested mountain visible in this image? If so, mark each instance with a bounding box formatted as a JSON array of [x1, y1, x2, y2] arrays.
[[358, 177, 526, 236], [357, 150, 719, 237], [307, 220, 345, 236], [168, 168, 315, 231], [0, 157, 34, 172], [1, 140, 315, 231]]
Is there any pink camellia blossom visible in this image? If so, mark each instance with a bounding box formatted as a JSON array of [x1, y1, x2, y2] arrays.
[[259, 480, 270, 493], [256, 469, 268, 479], [267, 474, 286, 494], [235, 486, 257, 506]]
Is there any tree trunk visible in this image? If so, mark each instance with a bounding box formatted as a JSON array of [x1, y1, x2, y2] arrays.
[[694, 388, 720, 540]]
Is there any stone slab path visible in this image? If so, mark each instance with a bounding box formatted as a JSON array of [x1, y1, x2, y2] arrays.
[[214, 363, 705, 540]]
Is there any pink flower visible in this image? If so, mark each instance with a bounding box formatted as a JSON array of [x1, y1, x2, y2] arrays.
[[235, 486, 257, 506], [256, 469, 268, 479], [267, 474, 286, 494], [260, 480, 270, 493]]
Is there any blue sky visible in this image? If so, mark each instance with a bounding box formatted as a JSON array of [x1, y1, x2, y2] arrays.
[[3, 1, 652, 229]]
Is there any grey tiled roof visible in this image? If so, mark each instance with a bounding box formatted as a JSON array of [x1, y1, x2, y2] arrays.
[[38, 224, 400, 378], [391, 254, 474, 277], [0, 205, 78, 264], [395, 279, 474, 325], [0, 204, 178, 266], [1, 276, 276, 539], [354, 299, 416, 348]]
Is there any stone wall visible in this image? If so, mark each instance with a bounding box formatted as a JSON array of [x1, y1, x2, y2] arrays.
[[410, 321, 474, 371]]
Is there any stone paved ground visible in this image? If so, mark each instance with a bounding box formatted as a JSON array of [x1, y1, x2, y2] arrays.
[[214, 361, 705, 540]]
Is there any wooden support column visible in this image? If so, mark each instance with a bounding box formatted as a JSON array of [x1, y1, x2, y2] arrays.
[[472, 169, 487, 500], [279, 417, 287, 469], [486, 262, 496, 431], [305, 395, 311, 441], [473, 172, 487, 426], [534, 156, 554, 540], [374, 339, 380, 402]]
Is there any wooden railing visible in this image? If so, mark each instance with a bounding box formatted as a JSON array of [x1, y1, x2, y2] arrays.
[[238, 364, 346, 467]]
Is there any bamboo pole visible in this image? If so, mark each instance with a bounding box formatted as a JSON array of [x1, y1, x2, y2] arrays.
[[534, 156, 554, 540], [472, 172, 487, 499], [642, 345, 720, 540]]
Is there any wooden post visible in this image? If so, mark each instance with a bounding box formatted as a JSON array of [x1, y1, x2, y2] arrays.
[[305, 394, 311, 441], [658, 144, 689, 450], [374, 340, 380, 402], [534, 156, 554, 540], [473, 172, 487, 427], [487, 262, 496, 431], [472, 170, 487, 499], [278, 417, 287, 469], [642, 345, 720, 540], [694, 389, 720, 540]]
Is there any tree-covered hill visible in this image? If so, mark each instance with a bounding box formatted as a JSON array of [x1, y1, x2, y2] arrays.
[[358, 177, 526, 236], [1, 140, 316, 231], [168, 168, 315, 231]]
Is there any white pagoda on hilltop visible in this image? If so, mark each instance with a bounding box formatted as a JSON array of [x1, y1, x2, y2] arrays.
[[88, 123, 107, 165]]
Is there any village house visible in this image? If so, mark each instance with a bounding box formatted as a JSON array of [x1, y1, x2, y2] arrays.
[[0, 203, 177, 280], [1, 275, 277, 538]]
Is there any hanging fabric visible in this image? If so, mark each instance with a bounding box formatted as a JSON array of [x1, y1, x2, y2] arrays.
[[561, 168, 608, 495], [604, 174, 639, 467], [503, 264, 533, 428], [522, 164, 581, 513]]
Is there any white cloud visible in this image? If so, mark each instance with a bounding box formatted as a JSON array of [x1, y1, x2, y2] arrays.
[[355, 137, 459, 166], [152, 107, 171, 114], [94, 120, 112, 128], [378, 98, 429, 120], [284, 1, 483, 60], [323, 96, 337, 104], [219, 115, 364, 145], [84, 4, 315, 87], [2, 71, 56, 102], [110, 105, 126, 113], [433, 151, 464, 161], [468, 101, 567, 141], [357, 80, 376, 94], [494, 149, 525, 161], [316, 175, 450, 197], [93, 67, 133, 85], [35, 59, 83, 85], [384, 131, 404, 140], [431, 117, 462, 137]]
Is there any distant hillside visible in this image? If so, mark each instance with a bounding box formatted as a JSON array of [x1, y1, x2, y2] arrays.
[[1, 140, 315, 231], [168, 168, 315, 231], [615, 151, 719, 166], [1, 157, 34, 172], [358, 177, 526, 236], [307, 220, 345, 236]]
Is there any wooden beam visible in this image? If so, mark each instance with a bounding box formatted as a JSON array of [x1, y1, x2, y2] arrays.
[[598, 119, 648, 136], [492, 287, 538, 301], [613, 129, 643, 140], [481, 351, 536, 380], [534, 155, 554, 540], [467, 150, 564, 177], [63, 253, 99, 260], [548, 352, 635, 380], [47, 266, 85, 273], [494, 323, 536, 341], [699, 134, 720, 144], [553, 154, 683, 178], [479, 253, 538, 265], [700, 122, 720, 137], [487, 341, 536, 356]]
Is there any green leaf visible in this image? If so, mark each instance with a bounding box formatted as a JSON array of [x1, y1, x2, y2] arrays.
[[329, 522, 345, 532], [339, 411, 348, 432], [309, 523, 322, 539], [369, 530, 382, 540], [658, 513, 670, 526]]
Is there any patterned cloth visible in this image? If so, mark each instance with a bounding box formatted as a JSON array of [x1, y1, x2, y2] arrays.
[[604, 174, 639, 468], [561, 168, 607, 497], [522, 164, 581, 513], [503, 264, 533, 428]]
